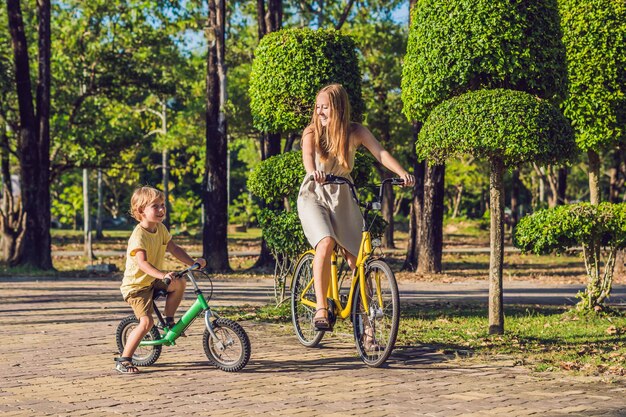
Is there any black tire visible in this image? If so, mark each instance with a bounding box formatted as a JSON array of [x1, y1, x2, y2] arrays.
[[351, 260, 400, 367], [115, 314, 162, 366], [291, 252, 325, 347], [203, 318, 251, 372]]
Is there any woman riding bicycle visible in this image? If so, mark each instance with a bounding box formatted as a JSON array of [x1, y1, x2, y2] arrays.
[[297, 83, 415, 331]]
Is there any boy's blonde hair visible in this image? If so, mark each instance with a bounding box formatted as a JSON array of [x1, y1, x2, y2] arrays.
[[130, 186, 165, 221]]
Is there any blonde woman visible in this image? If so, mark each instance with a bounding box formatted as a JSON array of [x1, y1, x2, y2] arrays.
[[297, 84, 415, 330]]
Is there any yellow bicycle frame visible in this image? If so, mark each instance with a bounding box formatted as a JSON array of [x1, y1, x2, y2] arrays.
[[299, 230, 374, 320]]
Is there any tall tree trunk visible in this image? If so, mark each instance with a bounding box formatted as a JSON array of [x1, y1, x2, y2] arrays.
[[203, 0, 230, 272], [83, 169, 94, 260], [488, 157, 505, 335], [417, 162, 444, 274], [557, 167, 568, 205], [510, 169, 519, 228], [609, 149, 621, 203], [374, 89, 395, 249], [7, 0, 52, 269], [588, 149, 601, 205], [96, 169, 103, 239]]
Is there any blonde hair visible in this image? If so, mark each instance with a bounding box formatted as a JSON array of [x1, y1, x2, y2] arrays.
[[310, 84, 352, 169], [130, 186, 164, 221]]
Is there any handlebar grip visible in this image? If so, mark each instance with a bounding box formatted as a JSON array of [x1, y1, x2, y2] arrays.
[[163, 277, 171, 286], [391, 178, 405, 186]]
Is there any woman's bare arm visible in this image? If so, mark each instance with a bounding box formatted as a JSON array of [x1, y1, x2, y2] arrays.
[[355, 125, 415, 186]]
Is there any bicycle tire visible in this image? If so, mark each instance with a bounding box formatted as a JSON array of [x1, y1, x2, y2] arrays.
[[115, 314, 162, 366], [291, 252, 325, 347], [351, 260, 399, 367], [203, 318, 251, 372]]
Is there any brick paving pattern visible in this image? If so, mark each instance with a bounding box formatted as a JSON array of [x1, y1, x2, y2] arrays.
[[1, 277, 625, 416]]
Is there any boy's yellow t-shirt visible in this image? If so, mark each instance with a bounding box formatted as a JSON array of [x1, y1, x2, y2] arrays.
[[120, 223, 171, 299]]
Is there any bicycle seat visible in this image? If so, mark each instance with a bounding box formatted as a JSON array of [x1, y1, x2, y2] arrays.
[[154, 288, 168, 300]]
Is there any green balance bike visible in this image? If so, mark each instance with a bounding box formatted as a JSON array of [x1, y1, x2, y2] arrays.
[[116, 263, 251, 372]]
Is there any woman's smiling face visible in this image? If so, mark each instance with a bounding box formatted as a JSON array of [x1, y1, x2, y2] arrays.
[[315, 92, 331, 127]]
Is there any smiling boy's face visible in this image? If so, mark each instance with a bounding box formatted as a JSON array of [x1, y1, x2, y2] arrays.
[[140, 198, 166, 224]]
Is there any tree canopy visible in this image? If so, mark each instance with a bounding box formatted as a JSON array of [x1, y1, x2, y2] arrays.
[[558, 0, 626, 152], [417, 89, 576, 166], [249, 28, 363, 133], [402, 0, 567, 123]]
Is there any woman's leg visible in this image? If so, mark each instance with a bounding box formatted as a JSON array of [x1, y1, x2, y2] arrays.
[[313, 236, 335, 320]]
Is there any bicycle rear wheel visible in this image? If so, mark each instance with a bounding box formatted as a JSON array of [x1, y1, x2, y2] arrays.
[[116, 314, 162, 366], [291, 252, 325, 347], [351, 260, 399, 367]]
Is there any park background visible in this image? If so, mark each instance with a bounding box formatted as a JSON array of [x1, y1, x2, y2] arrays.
[[2, 0, 626, 376]]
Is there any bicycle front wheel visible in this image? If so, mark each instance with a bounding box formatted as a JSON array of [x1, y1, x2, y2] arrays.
[[203, 318, 251, 372], [351, 260, 399, 367], [291, 252, 325, 347], [116, 314, 162, 366]]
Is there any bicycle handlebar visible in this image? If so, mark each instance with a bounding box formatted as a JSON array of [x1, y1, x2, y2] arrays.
[[316, 174, 406, 210], [163, 262, 203, 286]]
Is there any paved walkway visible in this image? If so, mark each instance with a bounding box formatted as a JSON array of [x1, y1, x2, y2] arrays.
[[1, 276, 625, 416]]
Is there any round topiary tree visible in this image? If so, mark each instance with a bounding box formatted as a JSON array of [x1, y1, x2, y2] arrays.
[[402, 0, 567, 123], [249, 28, 364, 134], [248, 150, 375, 302], [558, 0, 626, 204], [401, 0, 567, 274], [418, 88, 577, 334], [515, 203, 626, 310]]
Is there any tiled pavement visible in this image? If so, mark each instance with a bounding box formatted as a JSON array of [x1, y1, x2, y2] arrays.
[[1, 277, 625, 416]]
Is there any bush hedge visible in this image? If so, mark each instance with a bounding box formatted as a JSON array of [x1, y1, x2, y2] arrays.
[[417, 89, 576, 167], [558, 0, 626, 152], [402, 0, 566, 122], [249, 28, 363, 133], [248, 150, 376, 207]]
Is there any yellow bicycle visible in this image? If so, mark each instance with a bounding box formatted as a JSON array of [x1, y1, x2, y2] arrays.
[[290, 175, 403, 367]]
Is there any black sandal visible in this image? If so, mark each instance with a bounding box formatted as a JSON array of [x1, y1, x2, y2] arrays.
[[313, 308, 332, 331], [115, 357, 139, 374]]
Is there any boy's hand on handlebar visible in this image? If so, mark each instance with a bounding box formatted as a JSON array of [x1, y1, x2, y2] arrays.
[[163, 271, 176, 281], [195, 258, 207, 268]]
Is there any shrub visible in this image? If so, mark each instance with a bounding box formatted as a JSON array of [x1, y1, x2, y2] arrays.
[[247, 150, 377, 208], [515, 203, 626, 310], [402, 0, 566, 123], [417, 89, 576, 167], [558, 0, 626, 152], [249, 28, 363, 133]]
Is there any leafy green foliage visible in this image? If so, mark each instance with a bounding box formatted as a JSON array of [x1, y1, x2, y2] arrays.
[[257, 209, 308, 257], [248, 150, 376, 254], [402, 0, 567, 122], [417, 89, 576, 167], [249, 28, 363, 133], [514, 203, 626, 255], [515, 202, 626, 309], [558, 0, 626, 152], [247, 150, 376, 207]]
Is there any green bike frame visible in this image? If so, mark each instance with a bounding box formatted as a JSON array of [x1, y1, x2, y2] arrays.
[[139, 270, 219, 347]]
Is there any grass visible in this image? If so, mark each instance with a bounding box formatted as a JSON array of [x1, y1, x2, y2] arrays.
[[219, 302, 626, 377]]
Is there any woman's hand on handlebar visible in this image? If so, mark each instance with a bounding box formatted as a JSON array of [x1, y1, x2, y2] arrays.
[[309, 170, 326, 184], [399, 172, 415, 187]]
